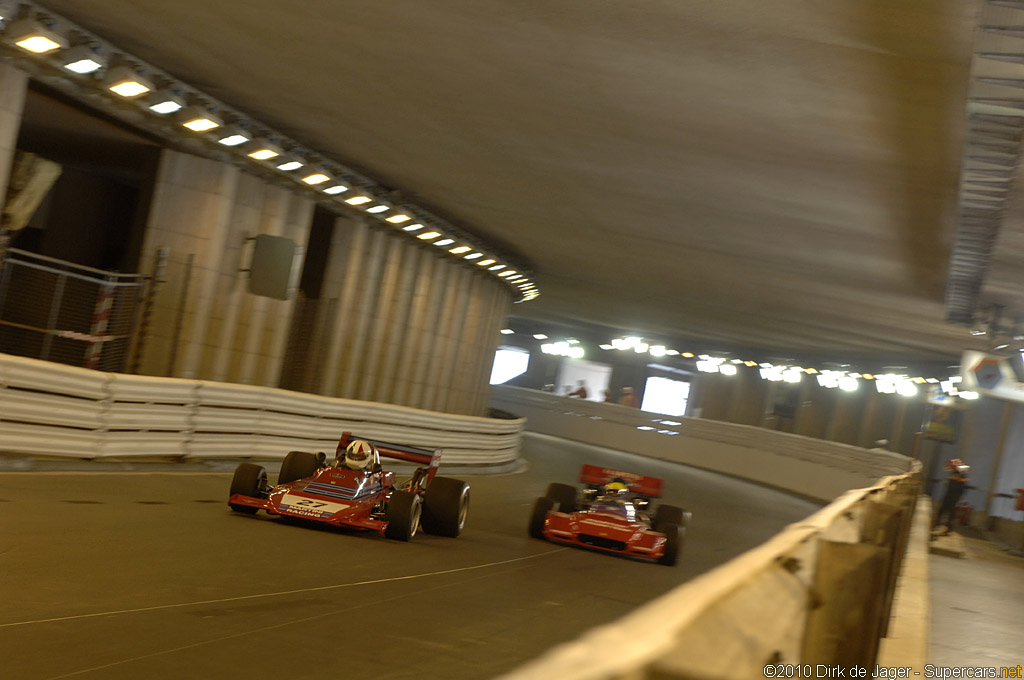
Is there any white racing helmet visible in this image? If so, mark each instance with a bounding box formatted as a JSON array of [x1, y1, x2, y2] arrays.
[[342, 439, 377, 471]]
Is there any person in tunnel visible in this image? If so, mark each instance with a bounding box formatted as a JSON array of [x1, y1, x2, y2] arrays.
[[933, 458, 970, 536]]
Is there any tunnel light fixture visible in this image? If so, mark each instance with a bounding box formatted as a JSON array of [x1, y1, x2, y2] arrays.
[[500, 329, 514, 335], [216, 126, 252, 147], [386, 214, 411, 223], [245, 139, 283, 161], [58, 45, 106, 74], [449, 246, 471, 254], [477, 259, 496, 267], [105, 66, 154, 98], [489, 264, 506, 271], [345, 195, 372, 205], [180, 106, 222, 132], [417, 231, 441, 240], [433, 238, 455, 247], [402, 223, 424, 232], [322, 184, 349, 195], [146, 90, 186, 115], [302, 172, 331, 185], [366, 205, 389, 213], [274, 156, 304, 172], [463, 252, 483, 260], [6, 18, 68, 54], [533, 334, 548, 340]]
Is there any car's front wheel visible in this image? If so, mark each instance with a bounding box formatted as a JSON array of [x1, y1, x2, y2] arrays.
[[655, 522, 682, 566], [529, 497, 555, 539], [229, 463, 267, 514], [279, 450, 320, 485], [421, 477, 470, 537], [384, 490, 422, 541]]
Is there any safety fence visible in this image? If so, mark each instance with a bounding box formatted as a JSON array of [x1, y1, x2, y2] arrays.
[[501, 468, 923, 680], [0, 353, 523, 464], [490, 385, 911, 502], [0, 248, 148, 372]]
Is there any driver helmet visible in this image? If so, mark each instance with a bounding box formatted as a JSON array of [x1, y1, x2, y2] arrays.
[[341, 439, 377, 471], [603, 480, 629, 498]]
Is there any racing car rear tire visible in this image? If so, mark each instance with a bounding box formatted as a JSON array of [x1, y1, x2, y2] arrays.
[[229, 463, 267, 514], [279, 450, 320, 485], [529, 497, 556, 539], [656, 522, 682, 566], [653, 504, 686, 528], [421, 476, 470, 537], [545, 483, 577, 512], [384, 490, 422, 541]]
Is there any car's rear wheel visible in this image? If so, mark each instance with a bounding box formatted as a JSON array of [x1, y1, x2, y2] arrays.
[[384, 490, 422, 541], [279, 450, 320, 485], [529, 496, 555, 539], [653, 504, 686, 528], [655, 522, 682, 566], [229, 463, 267, 514], [421, 476, 470, 537], [545, 482, 577, 512]]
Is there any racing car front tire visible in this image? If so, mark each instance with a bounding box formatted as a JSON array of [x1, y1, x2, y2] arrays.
[[545, 483, 577, 512], [655, 522, 682, 566], [279, 450, 320, 485], [653, 504, 687, 528], [384, 490, 422, 541], [229, 463, 267, 514], [529, 497, 555, 539], [421, 476, 470, 537]]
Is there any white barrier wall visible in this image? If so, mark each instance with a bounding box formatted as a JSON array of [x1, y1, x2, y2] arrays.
[[0, 353, 523, 464], [491, 385, 910, 502]]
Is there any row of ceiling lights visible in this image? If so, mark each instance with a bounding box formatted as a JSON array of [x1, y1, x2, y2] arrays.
[[500, 330, 978, 399], [0, 4, 539, 303]]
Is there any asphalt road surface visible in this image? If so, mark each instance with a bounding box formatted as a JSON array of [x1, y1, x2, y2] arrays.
[[0, 432, 821, 680]]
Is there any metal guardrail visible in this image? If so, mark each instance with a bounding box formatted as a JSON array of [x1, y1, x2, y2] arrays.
[[0, 352, 524, 463], [0, 248, 148, 372]]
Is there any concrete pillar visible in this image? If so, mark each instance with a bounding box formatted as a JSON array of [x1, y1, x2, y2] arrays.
[[338, 229, 387, 398], [407, 258, 452, 408], [795, 380, 835, 440], [0, 63, 29, 211], [393, 249, 441, 407], [319, 218, 368, 396], [372, 243, 419, 404], [357, 237, 405, 401]]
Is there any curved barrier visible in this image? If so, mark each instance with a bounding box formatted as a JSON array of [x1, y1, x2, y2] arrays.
[[500, 468, 923, 680], [490, 385, 910, 502], [0, 353, 524, 464]]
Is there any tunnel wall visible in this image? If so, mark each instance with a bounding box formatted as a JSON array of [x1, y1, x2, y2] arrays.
[[490, 385, 910, 502]]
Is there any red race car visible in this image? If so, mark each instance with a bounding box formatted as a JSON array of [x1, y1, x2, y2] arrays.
[[528, 464, 690, 565], [227, 432, 470, 541]]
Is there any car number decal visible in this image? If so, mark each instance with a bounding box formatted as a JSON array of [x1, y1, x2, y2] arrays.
[[279, 493, 349, 517]]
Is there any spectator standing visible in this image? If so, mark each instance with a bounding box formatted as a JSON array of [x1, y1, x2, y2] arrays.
[[934, 459, 970, 536], [568, 380, 588, 398]]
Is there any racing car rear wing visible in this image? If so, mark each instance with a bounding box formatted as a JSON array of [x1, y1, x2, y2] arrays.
[[336, 432, 441, 469], [579, 464, 663, 498]]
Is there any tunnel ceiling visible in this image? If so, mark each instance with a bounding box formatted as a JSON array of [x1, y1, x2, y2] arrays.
[[25, 0, 1017, 368]]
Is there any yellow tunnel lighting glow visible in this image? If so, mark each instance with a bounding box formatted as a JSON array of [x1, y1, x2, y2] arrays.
[[302, 173, 330, 185], [180, 107, 222, 131], [345, 196, 372, 205], [246, 139, 282, 160], [477, 259, 496, 266], [105, 66, 153, 98], [417, 231, 441, 240], [7, 19, 68, 54], [682, 352, 694, 358], [386, 214, 411, 223], [449, 246, 471, 254]]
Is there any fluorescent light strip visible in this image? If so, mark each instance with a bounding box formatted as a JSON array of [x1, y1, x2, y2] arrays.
[[303, 173, 330, 185], [477, 259, 496, 267], [345, 196, 372, 205], [489, 264, 506, 271], [434, 238, 455, 247], [366, 205, 389, 213], [386, 214, 411, 223], [402, 223, 425, 232], [323, 185, 348, 195], [449, 246, 471, 254], [464, 252, 483, 260], [417, 231, 441, 240]]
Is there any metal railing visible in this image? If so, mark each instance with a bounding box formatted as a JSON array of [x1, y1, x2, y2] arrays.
[[0, 247, 148, 372]]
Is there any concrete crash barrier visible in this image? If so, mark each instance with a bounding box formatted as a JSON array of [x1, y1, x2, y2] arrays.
[[490, 385, 911, 503], [499, 470, 925, 680], [0, 353, 524, 464]]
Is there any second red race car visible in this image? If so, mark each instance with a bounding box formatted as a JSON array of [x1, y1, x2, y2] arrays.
[[227, 432, 470, 541], [528, 464, 691, 565]]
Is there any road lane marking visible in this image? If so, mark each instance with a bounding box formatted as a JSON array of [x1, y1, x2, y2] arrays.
[[0, 547, 568, 629]]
